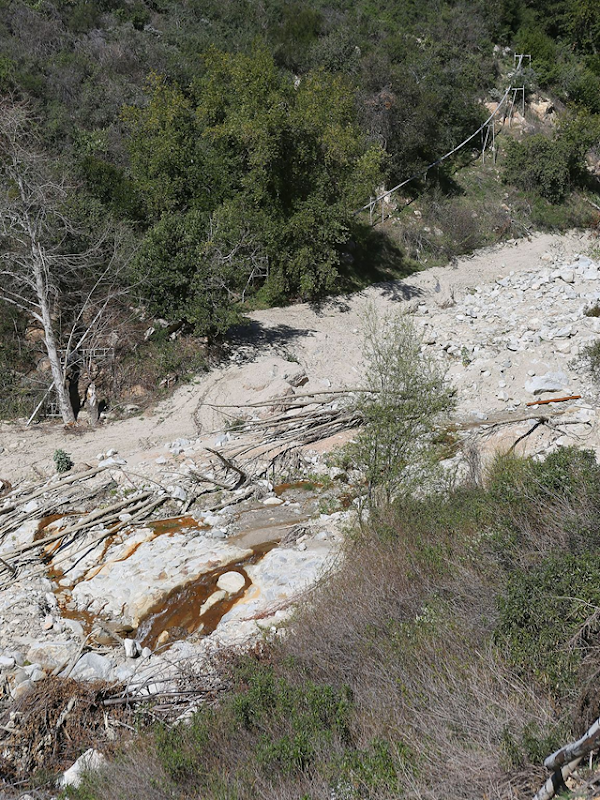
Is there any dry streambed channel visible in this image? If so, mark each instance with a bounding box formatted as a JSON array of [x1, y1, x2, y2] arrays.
[[0, 469, 348, 706]]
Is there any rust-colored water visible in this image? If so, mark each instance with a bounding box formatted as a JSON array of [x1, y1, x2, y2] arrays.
[[46, 515, 209, 636], [136, 541, 276, 650], [34, 512, 77, 542], [274, 480, 323, 496], [149, 516, 206, 535]]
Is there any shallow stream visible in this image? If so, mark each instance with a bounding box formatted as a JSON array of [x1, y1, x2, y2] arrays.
[[41, 481, 334, 650]]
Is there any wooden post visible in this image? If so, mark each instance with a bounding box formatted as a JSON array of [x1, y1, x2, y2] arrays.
[[87, 381, 99, 427]]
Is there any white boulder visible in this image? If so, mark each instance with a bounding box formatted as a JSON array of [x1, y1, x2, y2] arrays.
[[59, 749, 106, 789]]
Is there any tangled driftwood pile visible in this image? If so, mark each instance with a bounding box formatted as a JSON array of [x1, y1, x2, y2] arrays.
[[0, 465, 166, 589], [209, 389, 362, 477], [0, 389, 363, 592]]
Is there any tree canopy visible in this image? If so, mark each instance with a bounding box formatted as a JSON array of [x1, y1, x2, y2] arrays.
[[126, 48, 383, 330]]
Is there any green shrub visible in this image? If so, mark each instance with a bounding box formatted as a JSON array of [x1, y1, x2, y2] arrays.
[[53, 449, 74, 473], [487, 447, 600, 561], [495, 551, 600, 697], [503, 135, 572, 203], [503, 115, 600, 203], [580, 339, 600, 384], [500, 720, 567, 770], [347, 308, 454, 507]]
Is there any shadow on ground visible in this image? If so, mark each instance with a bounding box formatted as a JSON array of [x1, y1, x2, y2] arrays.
[[222, 320, 316, 364], [339, 222, 422, 293]]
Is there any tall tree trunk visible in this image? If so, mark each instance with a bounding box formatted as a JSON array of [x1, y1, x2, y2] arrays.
[[33, 253, 76, 425]]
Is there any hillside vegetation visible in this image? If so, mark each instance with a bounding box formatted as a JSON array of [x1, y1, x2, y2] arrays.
[[1, 0, 600, 422], [1, 4, 600, 797], [57, 308, 600, 800]]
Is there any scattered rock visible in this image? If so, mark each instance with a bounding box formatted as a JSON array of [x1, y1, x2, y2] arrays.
[[26, 641, 78, 671], [67, 652, 115, 682], [200, 590, 227, 616], [168, 485, 187, 502], [433, 281, 455, 309], [124, 639, 141, 659], [12, 679, 34, 701], [217, 571, 246, 594], [262, 496, 284, 506], [98, 456, 126, 467], [28, 668, 46, 682], [284, 365, 308, 387], [559, 269, 575, 284], [525, 371, 569, 395]]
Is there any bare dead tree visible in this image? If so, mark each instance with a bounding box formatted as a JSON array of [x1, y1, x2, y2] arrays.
[[0, 97, 132, 424]]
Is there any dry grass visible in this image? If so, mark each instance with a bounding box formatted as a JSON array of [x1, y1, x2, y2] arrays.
[[282, 498, 554, 800]]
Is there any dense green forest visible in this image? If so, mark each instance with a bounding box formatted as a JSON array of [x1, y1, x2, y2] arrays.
[[0, 0, 599, 419]]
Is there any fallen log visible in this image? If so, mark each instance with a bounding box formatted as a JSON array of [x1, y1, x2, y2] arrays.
[[1, 491, 153, 560], [544, 716, 600, 771], [206, 388, 369, 409], [46, 495, 167, 576], [0, 464, 109, 509], [533, 756, 583, 800]]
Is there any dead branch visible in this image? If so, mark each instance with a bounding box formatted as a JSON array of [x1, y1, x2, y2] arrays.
[[526, 395, 582, 407], [1, 491, 153, 560], [0, 464, 109, 509], [206, 388, 370, 409], [204, 447, 248, 488]]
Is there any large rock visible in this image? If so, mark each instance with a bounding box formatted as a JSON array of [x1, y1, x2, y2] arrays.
[[525, 371, 569, 396], [432, 281, 455, 309], [67, 653, 115, 682], [59, 749, 106, 788], [217, 571, 246, 594], [71, 534, 253, 626], [26, 640, 78, 671], [284, 365, 308, 388]]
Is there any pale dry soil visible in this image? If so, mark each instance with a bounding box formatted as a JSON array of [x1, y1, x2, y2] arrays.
[[0, 229, 597, 482]]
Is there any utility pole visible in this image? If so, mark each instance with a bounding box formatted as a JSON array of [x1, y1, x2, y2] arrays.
[[507, 53, 531, 127]]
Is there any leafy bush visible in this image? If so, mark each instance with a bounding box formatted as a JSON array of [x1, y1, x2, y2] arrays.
[[503, 135, 573, 203], [503, 115, 600, 203], [580, 338, 600, 384], [125, 51, 384, 322], [347, 308, 454, 507], [487, 447, 600, 563], [53, 449, 74, 473], [113, 331, 207, 401], [496, 552, 600, 697]]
